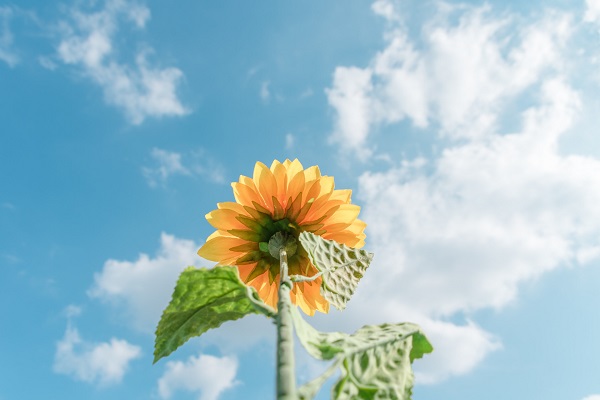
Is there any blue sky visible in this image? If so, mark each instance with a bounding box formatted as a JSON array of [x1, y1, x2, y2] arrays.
[[2, 0, 600, 399]]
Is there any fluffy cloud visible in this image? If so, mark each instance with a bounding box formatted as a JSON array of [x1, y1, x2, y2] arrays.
[[57, 0, 188, 124], [0, 7, 18, 67], [345, 76, 600, 382], [89, 232, 274, 350], [285, 133, 295, 150], [142, 148, 191, 187], [88, 233, 202, 331], [357, 78, 591, 311], [53, 319, 141, 386], [584, 0, 600, 24], [327, 0, 571, 159], [142, 148, 226, 188], [322, 0, 600, 383], [309, 302, 501, 384], [260, 80, 271, 101], [582, 396, 600, 400], [157, 354, 238, 400]]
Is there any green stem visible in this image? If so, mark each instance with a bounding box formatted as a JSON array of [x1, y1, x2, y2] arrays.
[[276, 247, 297, 400]]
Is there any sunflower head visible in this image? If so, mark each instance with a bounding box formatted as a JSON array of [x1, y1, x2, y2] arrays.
[[198, 159, 366, 315]]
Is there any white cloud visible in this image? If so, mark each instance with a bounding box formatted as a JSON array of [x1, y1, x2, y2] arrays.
[[341, 76, 600, 382], [64, 304, 83, 318], [260, 80, 270, 101], [584, 0, 600, 24], [57, 0, 188, 124], [299, 88, 314, 99], [142, 148, 190, 188], [157, 354, 238, 400], [412, 317, 500, 383], [359, 78, 586, 316], [89, 232, 274, 350], [326, 1, 571, 160], [142, 147, 226, 188], [189, 148, 227, 184], [322, 0, 600, 383], [285, 133, 295, 150], [88, 232, 202, 332], [582, 395, 600, 400], [0, 7, 18, 67], [38, 55, 58, 70], [53, 323, 141, 386], [310, 302, 501, 384]]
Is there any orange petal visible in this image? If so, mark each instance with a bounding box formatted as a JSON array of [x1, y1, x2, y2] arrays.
[[271, 161, 288, 206], [285, 192, 304, 221], [345, 219, 367, 235], [317, 176, 335, 197], [305, 194, 340, 222], [237, 262, 258, 281], [253, 162, 276, 213], [321, 231, 362, 247], [305, 277, 329, 312], [285, 159, 304, 181], [287, 169, 305, 205], [293, 284, 314, 316], [304, 204, 340, 227], [232, 182, 262, 208]]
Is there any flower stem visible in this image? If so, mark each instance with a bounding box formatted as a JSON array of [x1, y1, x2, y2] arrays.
[[276, 247, 297, 400]]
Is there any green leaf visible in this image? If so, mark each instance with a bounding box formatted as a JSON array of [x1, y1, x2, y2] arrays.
[[298, 231, 373, 310], [292, 307, 433, 400], [331, 323, 432, 400], [153, 266, 275, 363], [291, 305, 347, 361]]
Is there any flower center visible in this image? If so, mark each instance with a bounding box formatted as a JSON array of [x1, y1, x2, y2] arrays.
[[268, 232, 297, 259]]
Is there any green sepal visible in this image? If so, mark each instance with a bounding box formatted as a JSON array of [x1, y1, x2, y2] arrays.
[[153, 265, 275, 364], [298, 231, 373, 310], [292, 307, 433, 400]]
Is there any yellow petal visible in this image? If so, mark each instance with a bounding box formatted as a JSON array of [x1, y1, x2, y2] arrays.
[[271, 161, 288, 205], [303, 165, 321, 182], [317, 176, 335, 197], [324, 204, 361, 225], [254, 162, 276, 212], [232, 182, 262, 207], [329, 189, 352, 203], [217, 202, 249, 216], [197, 236, 250, 263], [346, 219, 367, 235], [285, 159, 304, 180], [293, 285, 314, 316], [322, 231, 362, 248], [286, 168, 306, 204], [206, 209, 247, 231], [303, 180, 322, 207]]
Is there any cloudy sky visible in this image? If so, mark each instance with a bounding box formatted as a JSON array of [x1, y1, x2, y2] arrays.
[[1, 0, 600, 399]]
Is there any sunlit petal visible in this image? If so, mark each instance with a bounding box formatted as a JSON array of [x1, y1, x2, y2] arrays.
[[198, 159, 367, 315]]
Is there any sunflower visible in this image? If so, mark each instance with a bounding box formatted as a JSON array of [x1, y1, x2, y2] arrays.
[[197, 159, 366, 315]]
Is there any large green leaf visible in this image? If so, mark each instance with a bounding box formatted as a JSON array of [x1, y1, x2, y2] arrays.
[[153, 266, 275, 363], [292, 308, 433, 400], [298, 232, 373, 310]]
